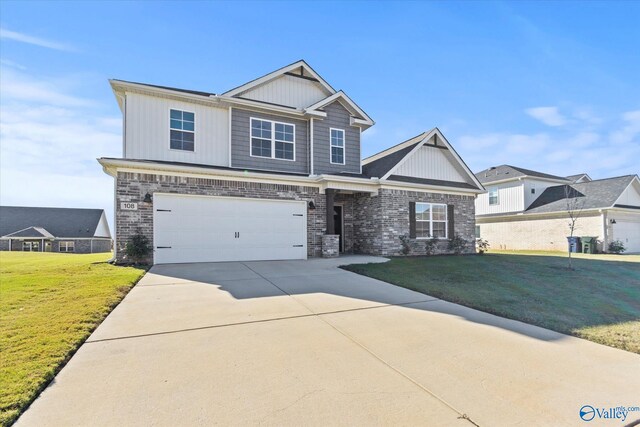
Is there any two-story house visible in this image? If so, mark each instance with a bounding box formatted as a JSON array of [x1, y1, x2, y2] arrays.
[[475, 165, 640, 253], [99, 60, 485, 264]]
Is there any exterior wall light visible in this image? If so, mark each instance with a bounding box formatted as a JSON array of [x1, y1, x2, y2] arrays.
[[143, 193, 153, 203], [308, 201, 316, 210]]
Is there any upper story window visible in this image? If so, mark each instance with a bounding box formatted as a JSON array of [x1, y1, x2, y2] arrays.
[[170, 109, 195, 151], [489, 188, 499, 205], [330, 128, 345, 164], [415, 203, 447, 239], [251, 118, 295, 161]]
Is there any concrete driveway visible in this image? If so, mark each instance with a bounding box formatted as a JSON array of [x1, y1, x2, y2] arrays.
[[17, 256, 640, 426]]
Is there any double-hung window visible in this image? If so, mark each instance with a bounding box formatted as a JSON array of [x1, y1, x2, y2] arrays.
[[330, 128, 345, 164], [170, 109, 195, 151], [59, 241, 75, 253], [488, 188, 499, 205], [251, 118, 295, 160], [415, 203, 447, 239]]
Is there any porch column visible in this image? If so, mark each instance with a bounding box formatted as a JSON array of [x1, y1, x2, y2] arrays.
[[325, 189, 335, 235], [8, 238, 11, 251]]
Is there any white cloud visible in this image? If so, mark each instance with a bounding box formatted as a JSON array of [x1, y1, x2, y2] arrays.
[[0, 67, 94, 107], [610, 110, 640, 145], [458, 111, 640, 178], [0, 68, 119, 227], [0, 27, 76, 52], [525, 106, 567, 127]]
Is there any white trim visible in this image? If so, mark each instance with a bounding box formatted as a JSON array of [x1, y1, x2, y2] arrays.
[[304, 91, 374, 127], [98, 158, 486, 195], [310, 118, 314, 175], [481, 175, 570, 186], [249, 117, 296, 162], [488, 187, 499, 205], [378, 128, 485, 191], [329, 128, 345, 165], [228, 107, 233, 167], [362, 132, 429, 164], [612, 176, 640, 207], [222, 60, 336, 97], [359, 127, 362, 175], [415, 202, 448, 239], [168, 108, 196, 153]]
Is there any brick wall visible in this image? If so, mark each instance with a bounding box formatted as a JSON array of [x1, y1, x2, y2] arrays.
[[353, 189, 476, 256], [477, 212, 603, 252], [115, 172, 326, 263]]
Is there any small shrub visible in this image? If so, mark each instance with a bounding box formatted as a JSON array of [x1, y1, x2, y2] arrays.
[[448, 234, 467, 255], [424, 238, 438, 255], [608, 240, 626, 254], [476, 238, 490, 255], [399, 235, 411, 255], [125, 230, 151, 263]]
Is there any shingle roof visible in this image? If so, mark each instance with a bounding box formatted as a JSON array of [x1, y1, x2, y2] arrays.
[[475, 165, 570, 184], [525, 175, 637, 214], [111, 79, 215, 97], [361, 132, 428, 179], [0, 207, 106, 238], [3, 226, 54, 238]]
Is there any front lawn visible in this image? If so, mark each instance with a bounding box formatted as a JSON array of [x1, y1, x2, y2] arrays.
[[0, 252, 145, 426], [343, 251, 640, 354]]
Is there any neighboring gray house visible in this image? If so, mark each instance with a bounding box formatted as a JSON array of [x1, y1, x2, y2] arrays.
[[475, 165, 640, 253], [0, 206, 112, 253], [100, 60, 485, 264]]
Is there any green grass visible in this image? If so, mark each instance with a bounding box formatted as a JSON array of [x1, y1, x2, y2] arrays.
[[0, 252, 145, 426], [343, 251, 640, 354]]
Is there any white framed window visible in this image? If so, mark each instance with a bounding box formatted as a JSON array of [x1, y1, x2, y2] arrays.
[[250, 118, 295, 161], [22, 241, 39, 252], [415, 203, 447, 239], [330, 128, 345, 164], [489, 188, 499, 205], [169, 109, 195, 151], [59, 241, 75, 253]]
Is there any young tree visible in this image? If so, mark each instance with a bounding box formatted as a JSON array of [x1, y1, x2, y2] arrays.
[[565, 185, 586, 270]]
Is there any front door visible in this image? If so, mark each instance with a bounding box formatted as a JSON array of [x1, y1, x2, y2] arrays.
[[333, 205, 343, 252]]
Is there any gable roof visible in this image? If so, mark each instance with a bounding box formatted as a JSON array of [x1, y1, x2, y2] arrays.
[[0, 207, 108, 239], [3, 226, 54, 238], [566, 173, 592, 183], [476, 165, 571, 184], [304, 91, 374, 127], [223, 60, 336, 97], [362, 129, 484, 191], [525, 175, 638, 214]]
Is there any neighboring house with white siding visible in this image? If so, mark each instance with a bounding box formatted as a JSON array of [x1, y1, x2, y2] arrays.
[[475, 165, 640, 253], [100, 60, 484, 264]]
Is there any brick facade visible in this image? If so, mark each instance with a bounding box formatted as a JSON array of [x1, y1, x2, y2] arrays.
[[477, 212, 604, 252], [115, 172, 327, 263], [0, 238, 112, 253], [114, 171, 477, 263], [353, 189, 476, 256]]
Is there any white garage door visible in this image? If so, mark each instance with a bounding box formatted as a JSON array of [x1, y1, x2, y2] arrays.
[[153, 194, 307, 264], [614, 220, 640, 253]]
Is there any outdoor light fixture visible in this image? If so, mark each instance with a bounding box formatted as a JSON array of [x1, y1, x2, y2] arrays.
[[610, 219, 617, 224], [143, 193, 153, 203], [308, 201, 316, 210]]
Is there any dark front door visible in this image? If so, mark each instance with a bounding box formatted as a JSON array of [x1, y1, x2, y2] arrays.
[[333, 205, 343, 252]]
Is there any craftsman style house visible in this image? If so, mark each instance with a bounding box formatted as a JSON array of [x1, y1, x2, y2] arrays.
[[475, 165, 640, 252], [100, 60, 484, 264]]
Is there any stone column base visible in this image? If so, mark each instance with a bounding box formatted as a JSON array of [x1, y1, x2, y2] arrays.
[[322, 234, 340, 258]]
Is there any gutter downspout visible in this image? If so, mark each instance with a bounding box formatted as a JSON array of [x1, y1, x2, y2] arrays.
[[310, 118, 314, 176]]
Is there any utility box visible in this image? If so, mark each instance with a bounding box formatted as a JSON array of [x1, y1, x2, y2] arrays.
[[581, 236, 597, 254], [567, 236, 582, 253]]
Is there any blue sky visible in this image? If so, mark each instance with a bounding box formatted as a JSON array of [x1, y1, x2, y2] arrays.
[[1, 1, 639, 226]]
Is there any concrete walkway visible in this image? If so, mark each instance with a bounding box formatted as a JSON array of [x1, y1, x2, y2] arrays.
[[17, 256, 640, 426]]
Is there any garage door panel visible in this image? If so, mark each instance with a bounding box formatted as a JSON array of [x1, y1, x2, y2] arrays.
[[153, 194, 306, 264], [614, 220, 640, 252]]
